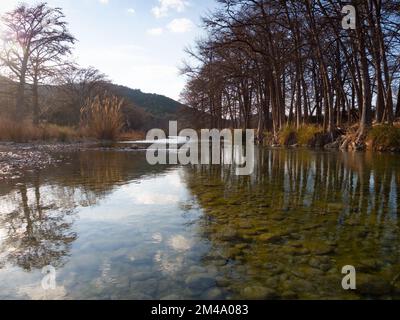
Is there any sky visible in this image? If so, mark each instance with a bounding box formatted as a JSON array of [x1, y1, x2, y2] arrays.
[[0, 0, 217, 100]]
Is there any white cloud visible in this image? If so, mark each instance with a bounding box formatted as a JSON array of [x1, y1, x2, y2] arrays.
[[168, 235, 191, 251], [133, 192, 179, 205], [147, 27, 164, 36], [18, 284, 67, 300], [152, 233, 163, 243], [76, 44, 183, 99], [0, 0, 26, 14], [99, 0, 109, 4], [127, 8, 135, 15], [167, 18, 193, 33], [151, 0, 189, 18]]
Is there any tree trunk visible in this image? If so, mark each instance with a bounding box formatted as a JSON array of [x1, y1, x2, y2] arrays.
[[374, 0, 394, 124], [33, 75, 40, 125], [15, 53, 29, 121], [375, 65, 385, 123], [396, 86, 400, 118], [357, 21, 372, 138]]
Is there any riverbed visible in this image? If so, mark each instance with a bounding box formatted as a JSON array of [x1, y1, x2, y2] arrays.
[[0, 146, 399, 299]]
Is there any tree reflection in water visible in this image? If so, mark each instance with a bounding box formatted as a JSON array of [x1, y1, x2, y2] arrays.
[[0, 151, 166, 272], [1, 182, 76, 270], [1, 148, 400, 299]]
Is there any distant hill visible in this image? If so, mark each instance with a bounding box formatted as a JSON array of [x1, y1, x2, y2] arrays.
[[0, 76, 185, 117], [0, 76, 189, 130], [111, 85, 184, 118]]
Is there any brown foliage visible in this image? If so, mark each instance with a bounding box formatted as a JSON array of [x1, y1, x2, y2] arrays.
[[0, 118, 79, 142]]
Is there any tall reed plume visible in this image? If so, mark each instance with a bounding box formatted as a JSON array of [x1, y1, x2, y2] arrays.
[[81, 94, 124, 140]]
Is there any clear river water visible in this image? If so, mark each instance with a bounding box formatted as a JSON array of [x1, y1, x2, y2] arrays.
[[0, 148, 399, 299]]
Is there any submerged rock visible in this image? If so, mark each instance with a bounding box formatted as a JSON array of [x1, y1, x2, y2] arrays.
[[161, 294, 182, 300], [358, 259, 382, 273], [188, 266, 207, 274], [241, 286, 278, 300], [307, 243, 335, 256], [287, 279, 315, 293], [282, 291, 298, 299], [258, 233, 286, 244], [216, 277, 231, 288], [204, 288, 223, 300], [218, 228, 239, 241], [308, 257, 332, 272], [293, 248, 311, 256], [357, 274, 391, 296], [289, 233, 302, 240], [263, 263, 285, 275], [185, 274, 216, 291]]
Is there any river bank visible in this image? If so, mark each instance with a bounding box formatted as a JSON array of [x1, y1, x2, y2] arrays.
[[263, 123, 400, 153], [0, 142, 148, 181], [2, 125, 400, 181]]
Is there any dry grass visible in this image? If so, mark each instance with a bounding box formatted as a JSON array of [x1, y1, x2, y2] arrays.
[[368, 124, 400, 150], [277, 124, 323, 146], [297, 125, 323, 146], [0, 118, 80, 142], [81, 94, 124, 141], [262, 131, 276, 146], [279, 125, 297, 146], [118, 130, 146, 141]]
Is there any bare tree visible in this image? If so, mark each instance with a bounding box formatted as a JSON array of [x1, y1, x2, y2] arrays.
[[0, 2, 75, 121], [181, 0, 400, 146], [47, 65, 108, 125]]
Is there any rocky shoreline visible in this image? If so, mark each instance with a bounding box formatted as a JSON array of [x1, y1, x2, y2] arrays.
[[268, 136, 400, 153], [0, 143, 68, 180], [264, 124, 400, 153], [0, 142, 146, 180], [1, 138, 400, 181]]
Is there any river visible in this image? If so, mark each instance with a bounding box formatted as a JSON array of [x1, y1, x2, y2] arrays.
[[0, 148, 399, 299]]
